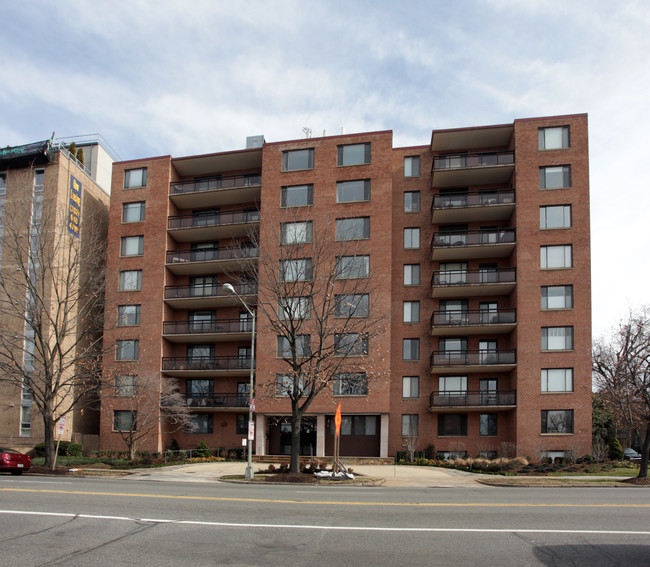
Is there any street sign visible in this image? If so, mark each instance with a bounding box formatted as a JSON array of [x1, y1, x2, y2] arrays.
[[57, 417, 66, 436], [248, 420, 255, 441], [250, 398, 256, 412]]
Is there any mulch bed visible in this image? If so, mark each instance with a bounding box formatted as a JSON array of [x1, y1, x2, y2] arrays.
[[621, 477, 650, 485]]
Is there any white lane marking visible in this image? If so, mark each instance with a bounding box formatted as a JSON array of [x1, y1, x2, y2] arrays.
[[1, 509, 649, 536]]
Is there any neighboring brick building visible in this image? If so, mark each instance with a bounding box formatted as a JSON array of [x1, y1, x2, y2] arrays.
[[0, 137, 112, 452], [100, 114, 591, 460]]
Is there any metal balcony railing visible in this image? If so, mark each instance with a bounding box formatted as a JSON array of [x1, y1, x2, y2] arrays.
[[170, 173, 261, 195], [162, 356, 251, 371], [432, 189, 515, 210], [168, 208, 260, 230], [430, 309, 516, 327], [429, 390, 517, 408], [162, 319, 253, 335], [185, 393, 249, 408], [431, 267, 516, 287], [166, 246, 258, 264], [432, 229, 515, 248], [164, 282, 257, 300], [433, 151, 514, 170], [430, 349, 517, 367]]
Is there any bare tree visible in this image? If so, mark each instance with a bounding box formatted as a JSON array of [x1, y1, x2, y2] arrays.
[[103, 372, 191, 462], [238, 211, 389, 473], [593, 307, 650, 477], [0, 167, 107, 469]]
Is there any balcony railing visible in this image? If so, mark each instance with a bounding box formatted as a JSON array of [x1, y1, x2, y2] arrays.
[[433, 151, 514, 170], [163, 319, 253, 335], [431, 268, 516, 287], [164, 282, 257, 300], [432, 229, 515, 248], [430, 390, 517, 408], [170, 173, 261, 195], [162, 356, 251, 372], [168, 208, 260, 230], [432, 189, 515, 209], [185, 393, 249, 408], [430, 349, 516, 367], [166, 246, 258, 264], [431, 309, 516, 327]]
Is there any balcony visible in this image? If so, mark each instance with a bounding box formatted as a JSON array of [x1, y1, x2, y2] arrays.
[[164, 282, 257, 309], [169, 173, 261, 208], [429, 390, 516, 412], [431, 268, 516, 297], [162, 319, 253, 343], [162, 356, 251, 377], [431, 229, 515, 260], [168, 208, 260, 242], [431, 189, 515, 223], [432, 151, 514, 188], [430, 349, 516, 373], [185, 393, 249, 410], [166, 246, 258, 275], [430, 309, 516, 336]]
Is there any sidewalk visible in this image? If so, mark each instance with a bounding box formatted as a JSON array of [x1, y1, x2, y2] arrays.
[[125, 461, 483, 487]]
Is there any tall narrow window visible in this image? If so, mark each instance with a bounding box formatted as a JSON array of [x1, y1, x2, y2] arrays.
[[403, 301, 420, 323], [402, 376, 419, 398], [404, 191, 421, 212], [402, 414, 419, 436], [403, 339, 420, 360], [404, 228, 420, 249], [404, 156, 421, 177], [404, 264, 420, 286]]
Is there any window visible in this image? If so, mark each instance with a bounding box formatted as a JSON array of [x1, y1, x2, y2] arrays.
[[335, 294, 369, 317], [119, 270, 142, 291], [404, 156, 421, 177], [440, 337, 467, 354], [539, 165, 571, 189], [403, 301, 420, 323], [404, 264, 420, 286], [187, 414, 213, 434], [187, 344, 213, 360], [439, 262, 468, 284], [541, 409, 574, 434], [540, 205, 571, 229], [276, 374, 310, 397], [539, 126, 570, 150], [277, 335, 311, 358], [338, 143, 370, 166], [187, 379, 213, 396], [122, 201, 145, 223], [404, 227, 420, 249], [402, 414, 419, 436], [121, 235, 143, 256], [542, 327, 574, 350], [404, 191, 421, 212], [542, 368, 574, 392], [336, 179, 370, 203], [280, 258, 312, 281], [439, 375, 467, 392], [20, 405, 31, 437], [403, 338, 420, 360], [282, 148, 314, 171], [115, 375, 137, 397], [336, 255, 369, 279], [281, 184, 313, 207], [113, 410, 136, 431], [117, 305, 141, 326], [480, 413, 497, 436], [331, 415, 377, 436], [540, 245, 572, 269], [336, 217, 370, 240], [281, 221, 312, 244], [334, 373, 368, 395], [542, 285, 573, 309], [334, 333, 368, 356], [124, 168, 147, 189], [402, 376, 419, 398], [236, 414, 247, 435], [438, 414, 468, 436], [116, 340, 139, 361], [278, 297, 311, 320]]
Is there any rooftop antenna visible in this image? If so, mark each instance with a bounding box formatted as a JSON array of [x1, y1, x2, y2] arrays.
[[302, 127, 312, 139]]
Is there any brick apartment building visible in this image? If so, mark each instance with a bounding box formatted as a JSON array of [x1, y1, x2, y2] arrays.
[[100, 113, 591, 460], [0, 137, 112, 452]]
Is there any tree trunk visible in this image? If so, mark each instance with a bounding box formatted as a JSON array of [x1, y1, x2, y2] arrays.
[[42, 404, 56, 470], [638, 422, 650, 478], [129, 442, 137, 463], [290, 411, 302, 474]]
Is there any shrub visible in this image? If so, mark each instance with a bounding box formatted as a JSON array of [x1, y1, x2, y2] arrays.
[[33, 441, 83, 457], [609, 438, 624, 460], [194, 441, 212, 458], [169, 439, 180, 452]]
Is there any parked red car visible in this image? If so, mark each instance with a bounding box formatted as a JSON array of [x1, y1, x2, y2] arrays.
[[0, 448, 31, 475]]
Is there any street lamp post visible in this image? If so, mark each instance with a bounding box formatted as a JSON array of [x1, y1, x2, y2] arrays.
[[223, 283, 255, 480]]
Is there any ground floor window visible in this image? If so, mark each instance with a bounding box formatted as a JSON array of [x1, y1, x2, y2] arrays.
[[438, 414, 467, 436], [187, 413, 213, 434], [113, 410, 136, 432], [236, 414, 247, 435], [480, 413, 497, 436], [541, 410, 573, 434]]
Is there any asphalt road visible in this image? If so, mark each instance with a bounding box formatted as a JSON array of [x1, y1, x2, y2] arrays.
[[1, 475, 649, 566]]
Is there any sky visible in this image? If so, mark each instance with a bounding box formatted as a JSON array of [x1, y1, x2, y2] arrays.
[[1, 0, 648, 339]]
